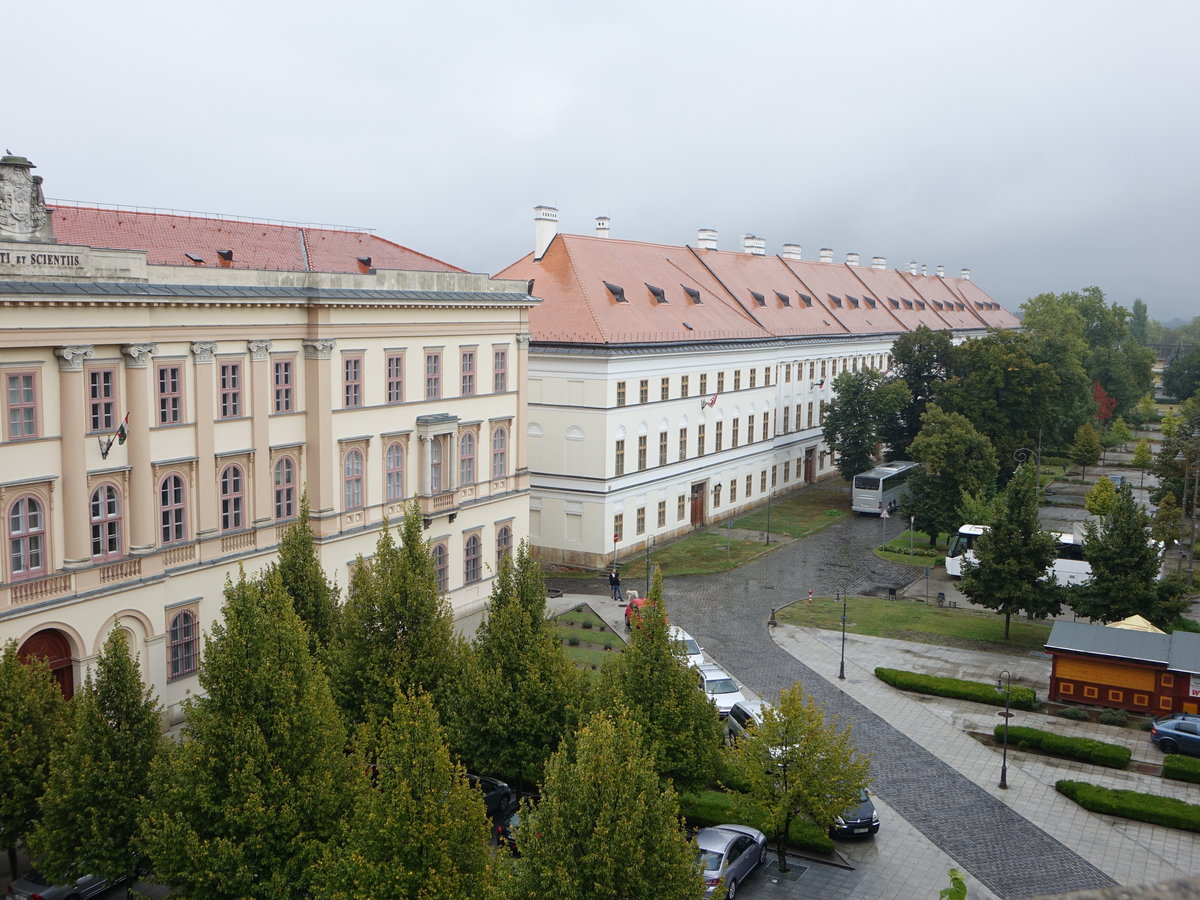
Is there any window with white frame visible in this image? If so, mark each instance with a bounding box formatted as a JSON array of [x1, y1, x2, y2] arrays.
[[274, 457, 297, 520], [90, 484, 122, 561], [7, 495, 46, 580], [385, 441, 405, 501], [220, 464, 245, 530], [343, 449, 364, 510]]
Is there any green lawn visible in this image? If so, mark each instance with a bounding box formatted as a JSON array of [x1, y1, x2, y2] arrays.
[[731, 484, 849, 538], [875, 529, 946, 566], [776, 594, 1053, 652], [552, 604, 624, 675]]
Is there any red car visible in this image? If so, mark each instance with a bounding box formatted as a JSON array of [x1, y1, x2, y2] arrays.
[[624, 596, 667, 629]]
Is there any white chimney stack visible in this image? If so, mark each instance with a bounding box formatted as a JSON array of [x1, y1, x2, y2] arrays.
[[845, 252, 860, 266], [595, 216, 610, 238], [819, 248, 834, 263], [960, 267, 971, 281], [936, 265, 945, 278], [534, 205, 558, 259], [781, 243, 802, 260], [871, 256, 886, 270], [908, 260, 918, 275], [742, 235, 767, 256], [697, 228, 718, 250], [921, 264, 928, 277]]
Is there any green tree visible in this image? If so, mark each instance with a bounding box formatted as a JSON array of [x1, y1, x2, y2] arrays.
[[1133, 394, 1158, 428], [1132, 438, 1153, 487], [1148, 395, 1200, 514], [878, 325, 956, 458], [959, 464, 1061, 638], [450, 541, 585, 790], [1163, 346, 1200, 403], [957, 487, 1000, 528], [1109, 416, 1134, 452], [504, 709, 702, 900], [272, 491, 339, 657], [1152, 492, 1181, 550], [1130, 298, 1150, 345], [331, 502, 466, 728], [900, 468, 959, 549], [0, 641, 64, 877], [940, 868, 968, 900], [29, 626, 164, 898], [140, 569, 352, 900], [313, 688, 495, 900], [1085, 477, 1119, 518], [1020, 294, 1094, 448], [1069, 422, 1103, 480], [725, 682, 871, 874], [1160, 407, 1184, 440], [821, 369, 910, 480], [593, 570, 723, 790], [1074, 484, 1167, 624]]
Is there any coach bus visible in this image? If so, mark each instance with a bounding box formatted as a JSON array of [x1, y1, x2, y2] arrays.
[[851, 461, 920, 515], [945, 524, 1092, 586]]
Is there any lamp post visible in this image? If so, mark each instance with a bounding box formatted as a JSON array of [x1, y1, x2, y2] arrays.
[[644, 535, 655, 597], [1014, 445, 1041, 493], [838, 589, 847, 681], [765, 489, 773, 545], [996, 670, 1013, 789]]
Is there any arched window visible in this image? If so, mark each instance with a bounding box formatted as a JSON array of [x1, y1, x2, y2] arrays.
[[220, 464, 245, 531], [159, 474, 187, 544], [491, 426, 508, 479], [432, 542, 448, 594], [496, 525, 513, 565], [430, 440, 442, 493], [89, 484, 122, 561], [343, 449, 364, 510], [459, 432, 476, 486], [385, 442, 405, 501], [274, 457, 297, 520], [8, 495, 45, 581], [169, 610, 198, 680], [464, 534, 481, 584]]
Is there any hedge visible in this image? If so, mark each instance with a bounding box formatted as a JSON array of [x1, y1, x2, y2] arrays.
[[679, 789, 835, 855], [993, 725, 1130, 769], [1163, 754, 1200, 785], [1056, 780, 1200, 833], [874, 667, 1039, 711]]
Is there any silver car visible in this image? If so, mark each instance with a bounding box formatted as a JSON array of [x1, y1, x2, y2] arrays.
[[695, 823, 768, 897], [7, 870, 113, 900], [696, 663, 747, 717]]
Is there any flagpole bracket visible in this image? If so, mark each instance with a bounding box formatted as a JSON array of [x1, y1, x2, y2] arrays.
[[98, 434, 114, 459]]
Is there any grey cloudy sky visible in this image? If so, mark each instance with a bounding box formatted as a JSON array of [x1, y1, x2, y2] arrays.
[[9, 1, 1198, 321]]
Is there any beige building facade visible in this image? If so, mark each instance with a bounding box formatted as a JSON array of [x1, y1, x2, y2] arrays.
[[0, 155, 533, 721]]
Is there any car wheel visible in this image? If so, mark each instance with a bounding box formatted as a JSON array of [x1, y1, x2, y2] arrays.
[[758, 843, 767, 867], [1159, 738, 1178, 754], [726, 878, 738, 898]]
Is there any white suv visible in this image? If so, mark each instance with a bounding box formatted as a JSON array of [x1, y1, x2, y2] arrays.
[[696, 663, 746, 717], [669, 625, 705, 668]]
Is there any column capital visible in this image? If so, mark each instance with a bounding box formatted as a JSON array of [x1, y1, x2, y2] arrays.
[[516, 332, 532, 347], [191, 341, 217, 363], [121, 343, 159, 368], [302, 338, 336, 360], [247, 339, 273, 361], [55, 345, 95, 371]]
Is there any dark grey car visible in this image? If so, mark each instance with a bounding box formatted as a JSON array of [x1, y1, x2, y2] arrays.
[[1150, 713, 1200, 755], [7, 870, 113, 900], [695, 823, 767, 897]]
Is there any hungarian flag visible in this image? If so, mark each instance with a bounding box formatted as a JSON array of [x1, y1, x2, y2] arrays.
[[116, 413, 129, 445]]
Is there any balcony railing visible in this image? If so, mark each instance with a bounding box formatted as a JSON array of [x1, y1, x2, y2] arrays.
[[100, 558, 142, 584], [9, 572, 74, 606]]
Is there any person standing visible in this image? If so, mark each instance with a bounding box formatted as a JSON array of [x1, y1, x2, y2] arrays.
[[609, 567, 622, 601]]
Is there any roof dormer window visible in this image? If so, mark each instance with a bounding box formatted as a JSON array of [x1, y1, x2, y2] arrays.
[[829, 295, 843, 308], [865, 297, 876, 308], [604, 281, 628, 303], [646, 283, 667, 304], [217, 249, 233, 262], [682, 285, 702, 304], [750, 291, 766, 307], [185, 253, 204, 263], [798, 293, 813, 307], [889, 298, 900, 308], [776, 291, 791, 307], [847, 296, 860, 308]]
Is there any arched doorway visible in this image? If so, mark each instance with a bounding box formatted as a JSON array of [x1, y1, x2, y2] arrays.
[[19, 629, 74, 699]]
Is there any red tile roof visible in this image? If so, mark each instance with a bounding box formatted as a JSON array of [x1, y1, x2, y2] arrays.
[[48, 204, 465, 274], [497, 232, 1014, 344]]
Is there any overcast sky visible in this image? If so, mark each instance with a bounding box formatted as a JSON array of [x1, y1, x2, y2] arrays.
[[9, 1, 1198, 321]]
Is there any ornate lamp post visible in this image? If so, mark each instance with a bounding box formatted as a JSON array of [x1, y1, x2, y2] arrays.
[[997, 670, 1013, 789], [838, 590, 848, 681], [1014, 446, 1041, 490]]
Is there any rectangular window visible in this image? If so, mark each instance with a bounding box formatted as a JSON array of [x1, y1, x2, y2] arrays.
[[699, 373, 708, 396], [615, 439, 625, 476], [717, 372, 725, 393], [156, 364, 183, 425], [761, 471, 768, 492], [614, 513, 624, 543], [493, 348, 508, 393], [715, 422, 723, 452], [680, 375, 689, 398], [746, 474, 753, 497], [763, 413, 770, 441], [616, 381, 627, 407], [783, 407, 791, 433], [750, 369, 757, 389], [273, 358, 294, 413], [697, 424, 706, 456], [636, 506, 645, 535], [660, 377, 669, 401], [219, 361, 241, 418], [764, 366, 771, 387], [386, 353, 404, 404], [678, 428, 687, 461], [659, 431, 668, 466], [772, 465, 778, 487], [344, 356, 363, 408], [784, 461, 791, 482], [809, 361, 815, 380], [820, 360, 827, 378], [748, 415, 755, 443], [732, 420, 739, 448], [461, 349, 476, 397], [638, 435, 647, 471], [807, 402, 814, 428], [88, 368, 117, 431], [639, 379, 649, 404], [734, 371, 741, 391], [6, 371, 38, 439], [657, 501, 666, 528], [677, 495, 686, 520], [425, 352, 441, 400], [819, 400, 826, 424], [729, 479, 737, 503]]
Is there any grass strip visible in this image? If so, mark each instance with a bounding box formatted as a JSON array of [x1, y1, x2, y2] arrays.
[[1056, 780, 1200, 833], [993, 725, 1130, 769], [875, 667, 1039, 710]]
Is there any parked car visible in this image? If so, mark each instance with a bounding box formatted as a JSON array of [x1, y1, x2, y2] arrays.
[[724, 698, 769, 744], [830, 789, 880, 837], [467, 774, 519, 822], [1106, 474, 1127, 489], [6, 870, 113, 900], [696, 663, 747, 718], [492, 807, 522, 856], [694, 823, 768, 897], [624, 595, 667, 629], [1150, 713, 1200, 755], [668, 625, 704, 668]]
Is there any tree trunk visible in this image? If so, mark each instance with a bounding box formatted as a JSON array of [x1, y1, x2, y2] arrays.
[[6, 845, 17, 882], [776, 814, 791, 873], [1004, 610, 1011, 640]]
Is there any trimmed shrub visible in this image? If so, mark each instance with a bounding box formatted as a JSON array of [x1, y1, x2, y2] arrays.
[[1057, 780, 1200, 833], [1098, 709, 1129, 727], [995, 725, 1130, 769], [1163, 755, 1200, 785], [679, 789, 835, 855], [874, 667, 1039, 710], [1057, 707, 1089, 721]]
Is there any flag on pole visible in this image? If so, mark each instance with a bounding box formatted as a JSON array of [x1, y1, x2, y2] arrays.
[[116, 413, 129, 445], [706, 393, 718, 408]]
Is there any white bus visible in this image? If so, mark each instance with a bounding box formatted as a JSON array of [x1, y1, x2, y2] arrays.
[[851, 461, 920, 515], [944, 524, 1092, 586]]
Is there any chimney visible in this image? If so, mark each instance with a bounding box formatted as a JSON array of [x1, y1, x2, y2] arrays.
[[871, 256, 886, 270], [960, 267, 971, 281], [742, 234, 767, 256], [921, 264, 928, 277], [534, 206, 558, 259], [780, 243, 802, 260], [697, 228, 718, 250], [818, 248, 834, 263], [936, 265, 945, 278], [595, 216, 610, 238], [908, 260, 918, 275], [845, 252, 860, 266]]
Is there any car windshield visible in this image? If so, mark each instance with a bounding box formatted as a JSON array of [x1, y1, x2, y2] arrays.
[[706, 677, 739, 694], [696, 849, 724, 871], [680, 637, 700, 655]]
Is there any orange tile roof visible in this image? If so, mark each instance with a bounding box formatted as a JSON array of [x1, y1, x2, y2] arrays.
[[497, 232, 1014, 345], [48, 205, 464, 274]]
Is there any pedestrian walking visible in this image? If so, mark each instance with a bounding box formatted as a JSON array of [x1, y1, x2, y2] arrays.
[[609, 567, 622, 601]]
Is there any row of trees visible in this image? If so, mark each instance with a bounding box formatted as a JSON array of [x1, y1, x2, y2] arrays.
[[2, 499, 868, 899]]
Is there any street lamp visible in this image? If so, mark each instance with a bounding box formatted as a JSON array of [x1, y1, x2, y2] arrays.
[[1014, 445, 1041, 492], [838, 590, 848, 681], [996, 670, 1013, 789]]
